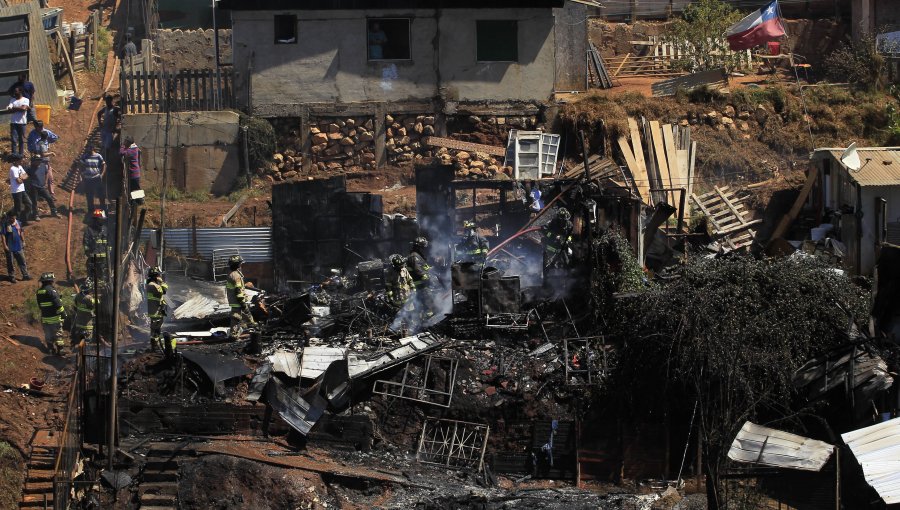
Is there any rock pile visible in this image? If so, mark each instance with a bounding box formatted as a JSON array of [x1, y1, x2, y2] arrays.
[[310, 117, 378, 172], [385, 114, 435, 165]]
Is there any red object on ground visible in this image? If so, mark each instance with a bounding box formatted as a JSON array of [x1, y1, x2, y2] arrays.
[[767, 41, 781, 55]]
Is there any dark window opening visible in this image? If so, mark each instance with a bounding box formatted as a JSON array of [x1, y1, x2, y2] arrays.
[[476, 20, 518, 62], [368, 18, 410, 61], [274, 14, 297, 44]]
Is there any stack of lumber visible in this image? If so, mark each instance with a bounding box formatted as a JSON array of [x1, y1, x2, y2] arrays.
[[615, 117, 696, 221]]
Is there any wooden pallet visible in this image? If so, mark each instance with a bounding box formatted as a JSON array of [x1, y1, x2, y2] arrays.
[[691, 186, 761, 250]]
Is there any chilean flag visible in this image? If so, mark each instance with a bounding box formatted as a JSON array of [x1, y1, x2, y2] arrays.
[[726, 1, 785, 51]]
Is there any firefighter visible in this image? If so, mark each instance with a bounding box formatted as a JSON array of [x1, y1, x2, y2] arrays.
[[36, 272, 67, 355], [83, 209, 110, 281], [71, 277, 95, 347], [146, 266, 167, 352], [226, 255, 255, 338], [455, 221, 489, 264], [543, 207, 574, 269], [385, 254, 413, 308], [407, 237, 434, 320]]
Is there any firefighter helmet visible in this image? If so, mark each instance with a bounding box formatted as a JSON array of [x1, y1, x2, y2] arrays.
[[413, 237, 429, 250], [39, 272, 55, 283], [148, 266, 162, 278], [229, 254, 244, 267], [92, 209, 106, 220], [82, 278, 93, 291], [389, 254, 405, 268], [556, 208, 571, 221], [463, 220, 476, 229]]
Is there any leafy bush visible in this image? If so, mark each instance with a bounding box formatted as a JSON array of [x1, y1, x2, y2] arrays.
[[822, 33, 885, 89], [609, 256, 870, 506], [240, 114, 276, 173]]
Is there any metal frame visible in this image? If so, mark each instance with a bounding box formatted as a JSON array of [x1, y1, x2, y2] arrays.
[[211, 248, 239, 281], [416, 418, 490, 472], [373, 354, 458, 408], [484, 312, 531, 330], [563, 336, 607, 386]]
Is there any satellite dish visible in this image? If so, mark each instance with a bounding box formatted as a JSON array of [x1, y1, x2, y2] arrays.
[[840, 142, 861, 171]]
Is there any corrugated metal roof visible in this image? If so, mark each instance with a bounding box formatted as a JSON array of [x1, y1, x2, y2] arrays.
[[841, 416, 900, 504], [727, 421, 834, 472], [817, 148, 900, 187], [141, 227, 272, 262]]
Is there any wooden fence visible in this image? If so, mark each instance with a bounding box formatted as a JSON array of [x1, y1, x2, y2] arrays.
[[605, 35, 754, 78], [120, 68, 235, 113]]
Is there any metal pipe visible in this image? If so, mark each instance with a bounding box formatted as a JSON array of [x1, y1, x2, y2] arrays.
[[107, 199, 124, 469]]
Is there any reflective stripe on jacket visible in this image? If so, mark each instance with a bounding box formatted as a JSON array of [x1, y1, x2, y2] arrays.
[[226, 270, 246, 309], [147, 280, 168, 318], [36, 286, 64, 324]]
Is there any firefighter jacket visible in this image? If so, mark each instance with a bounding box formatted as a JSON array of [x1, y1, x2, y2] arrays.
[[386, 266, 413, 307], [147, 279, 168, 318], [83, 225, 109, 259], [36, 285, 65, 325], [455, 234, 489, 262], [226, 269, 247, 309], [74, 292, 95, 331], [407, 251, 432, 290], [544, 218, 573, 253]]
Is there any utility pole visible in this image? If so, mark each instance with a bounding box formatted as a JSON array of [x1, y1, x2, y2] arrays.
[[212, 0, 222, 109], [158, 82, 172, 269], [107, 199, 124, 470]]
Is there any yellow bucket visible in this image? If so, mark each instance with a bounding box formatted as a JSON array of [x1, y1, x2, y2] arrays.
[[34, 104, 51, 125]]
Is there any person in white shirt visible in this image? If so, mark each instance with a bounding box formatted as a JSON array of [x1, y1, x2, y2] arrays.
[[7, 87, 30, 158], [8, 154, 31, 219]]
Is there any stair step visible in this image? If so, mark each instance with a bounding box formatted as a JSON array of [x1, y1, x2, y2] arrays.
[[20, 493, 53, 506], [138, 506, 177, 510], [23, 481, 53, 493], [140, 481, 178, 492], [142, 472, 178, 483], [140, 493, 177, 505], [25, 470, 53, 482]]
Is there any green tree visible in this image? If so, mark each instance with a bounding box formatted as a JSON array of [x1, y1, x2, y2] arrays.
[[667, 0, 745, 72]]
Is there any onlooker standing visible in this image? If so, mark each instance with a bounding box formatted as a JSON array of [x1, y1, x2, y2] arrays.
[[120, 137, 143, 203], [8, 154, 31, 219], [6, 88, 30, 158], [27, 120, 58, 156], [27, 150, 59, 221], [97, 96, 120, 157], [80, 144, 107, 213], [6, 73, 35, 123], [1, 210, 30, 282]]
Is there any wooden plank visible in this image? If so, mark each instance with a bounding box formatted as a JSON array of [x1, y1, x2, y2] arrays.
[[649, 121, 671, 205], [422, 136, 506, 157], [616, 136, 646, 203], [769, 167, 819, 242], [662, 124, 681, 215], [716, 186, 748, 227], [135, 70, 143, 113], [626, 117, 649, 204]]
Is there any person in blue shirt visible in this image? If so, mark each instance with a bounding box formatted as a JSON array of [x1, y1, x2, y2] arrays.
[[1, 210, 30, 282], [27, 120, 58, 155], [368, 22, 387, 60]]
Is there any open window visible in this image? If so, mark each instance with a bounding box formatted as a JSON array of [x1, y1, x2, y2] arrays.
[[476, 20, 518, 62], [367, 18, 410, 61], [274, 14, 297, 44]]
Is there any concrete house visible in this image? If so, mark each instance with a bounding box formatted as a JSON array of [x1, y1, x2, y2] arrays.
[[218, 0, 586, 117], [810, 147, 900, 276]]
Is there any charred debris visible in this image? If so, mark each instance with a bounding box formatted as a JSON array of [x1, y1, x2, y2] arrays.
[[94, 133, 899, 509]]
